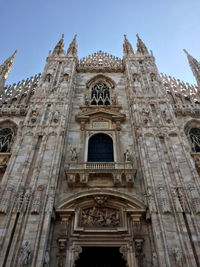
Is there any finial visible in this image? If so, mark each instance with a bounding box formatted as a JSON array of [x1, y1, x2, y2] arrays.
[[136, 34, 149, 55], [183, 49, 189, 56], [62, 34, 64, 39]]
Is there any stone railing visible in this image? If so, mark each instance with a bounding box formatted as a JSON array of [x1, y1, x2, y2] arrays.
[[86, 162, 115, 169], [65, 161, 136, 188]]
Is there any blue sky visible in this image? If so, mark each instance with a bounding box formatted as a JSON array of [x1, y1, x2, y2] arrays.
[[0, 0, 200, 85]]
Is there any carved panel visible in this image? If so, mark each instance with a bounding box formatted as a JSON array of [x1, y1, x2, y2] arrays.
[[80, 206, 120, 227]]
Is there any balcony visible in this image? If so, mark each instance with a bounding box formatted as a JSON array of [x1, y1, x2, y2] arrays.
[[65, 162, 137, 188]]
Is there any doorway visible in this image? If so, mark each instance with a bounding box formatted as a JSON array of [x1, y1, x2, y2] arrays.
[[75, 247, 127, 267]]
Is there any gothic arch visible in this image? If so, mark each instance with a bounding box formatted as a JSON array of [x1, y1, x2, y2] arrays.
[[184, 119, 200, 152], [86, 74, 116, 89]]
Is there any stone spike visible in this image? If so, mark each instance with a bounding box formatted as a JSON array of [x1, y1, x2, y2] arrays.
[[136, 34, 149, 55], [52, 34, 65, 56], [184, 49, 200, 87], [67, 34, 78, 57], [0, 50, 17, 92], [123, 34, 134, 57]]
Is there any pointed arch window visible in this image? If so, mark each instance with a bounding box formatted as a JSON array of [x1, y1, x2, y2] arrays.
[[88, 134, 114, 162], [91, 82, 111, 105], [0, 128, 14, 153], [189, 128, 200, 152]]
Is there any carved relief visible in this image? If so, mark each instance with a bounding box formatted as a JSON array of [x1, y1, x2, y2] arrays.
[[147, 187, 157, 214], [19, 241, 32, 266], [158, 185, 171, 214], [30, 109, 38, 123], [172, 246, 182, 267], [171, 187, 183, 213], [31, 185, 44, 214], [0, 184, 14, 214], [134, 238, 145, 267], [162, 110, 171, 123], [188, 183, 200, 214], [70, 147, 78, 161], [80, 206, 120, 227]]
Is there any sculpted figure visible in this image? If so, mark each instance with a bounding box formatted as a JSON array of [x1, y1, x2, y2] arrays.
[[124, 149, 131, 162], [70, 147, 78, 161], [19, 241, 32, 266]]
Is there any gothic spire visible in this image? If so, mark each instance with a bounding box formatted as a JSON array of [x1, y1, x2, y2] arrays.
[[67, 35, 78, 57], [123, 34, 134, 57], [0, 50, 17, 80], [184, 49, 200, 87], [136, 34, 149, 55], [52, 34, 65, 56]]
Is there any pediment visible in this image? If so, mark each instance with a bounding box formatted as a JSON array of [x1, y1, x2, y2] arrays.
[[55, 189, 146, 212], [76, 106, 126, 123]]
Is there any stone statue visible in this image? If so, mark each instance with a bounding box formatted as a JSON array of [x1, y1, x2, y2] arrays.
[[70, 147, 78, 161], [53, 111, 59, 123], [19, 241, 32, 266], [152, 251, 158, 267], [43, 251, 50, 267], [124, 149, 131, 162], [173, 246, 182, 267]]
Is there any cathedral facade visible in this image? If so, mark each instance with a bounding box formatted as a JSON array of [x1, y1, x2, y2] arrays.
[[0, 34, 200, 267]]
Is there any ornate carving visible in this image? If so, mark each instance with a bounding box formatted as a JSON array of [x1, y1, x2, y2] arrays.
[[188, 183, 200, 214], [162, 110, 171, 123], [147, 187, 157, 214], [172, 246, 182, 267], [70, 147, 78, 161], [45, 187, 55, 213], [171, 187, 183, 213], [119, 246, 129, 263], [93, 195, 108, 206], [53, 111, 59, 123], [0, 184, 14, 214], [72, 245, 82, 265], [0, 128, 14, 152], [134, 238, 145, 267], [77, 51, 124, 73], [158, 185, 171, 214], [80, 206, 120, 227], [152, 251, 158, 267], [19, 241, 32, 266], [30, 109, 38, 123], [43, 251, 50, 267], [124, 149, 132, 162], [141, 108, 150, 124], [31, 185, 44, 214]]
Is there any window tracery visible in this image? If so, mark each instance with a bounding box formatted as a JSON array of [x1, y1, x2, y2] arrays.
[[0, 128, 14, 153], [91, 82, 111, 105], [189, 128, 200, 152]]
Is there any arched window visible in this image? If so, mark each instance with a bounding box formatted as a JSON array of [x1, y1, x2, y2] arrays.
[[0, 128, 14, 153], [91, 82, 110, 105], [88, 134, 114, 162], [189, 128, 200, 152]]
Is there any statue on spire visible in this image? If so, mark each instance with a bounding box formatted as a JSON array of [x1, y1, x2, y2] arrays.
[[67, 35, 78, 57], [136, 34, 149, 55], [52, 34, 65, 56], [0, 50, 17, 91], [184, 49, 200, 87], [123, 35, 134, 57]]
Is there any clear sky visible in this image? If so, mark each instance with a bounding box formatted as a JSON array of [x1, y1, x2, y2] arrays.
[[0, 0, 200, 85]]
